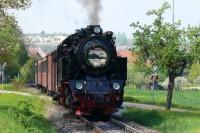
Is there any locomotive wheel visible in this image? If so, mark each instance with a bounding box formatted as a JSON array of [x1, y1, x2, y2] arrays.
[[58, 86, 65, 105]]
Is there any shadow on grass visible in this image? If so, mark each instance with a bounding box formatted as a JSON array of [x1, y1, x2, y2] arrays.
[[123, 109, 165, 127], [171, 103, 200, 111], [0, 105, 54, 133]]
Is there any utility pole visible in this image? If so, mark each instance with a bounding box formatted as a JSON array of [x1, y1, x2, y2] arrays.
[[0, 62, 7, 92], [172, 0, 175, 28]]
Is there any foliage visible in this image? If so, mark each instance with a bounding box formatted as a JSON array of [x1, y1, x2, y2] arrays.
[[131, 2, 189, 76], [12, 77, 25, 89], [4, 43, 29, 82], [0, 0, 31, 9], [0, 0, 30, 82], [128, 63, 152, 89], [130, 2, 199, 109], [123, 108, 200, 133], [20, 58, 36, 83], [0, 94, 56, 133], [0, 14, 22, 63], [188, 63, 200, 83], [186, 25, 200, 62]]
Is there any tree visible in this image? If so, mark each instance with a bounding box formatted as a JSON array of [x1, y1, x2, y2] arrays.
[[0, 0, 31, 63], [131, 2, 194, 109], [188, 63, 200, 83], [187, 26, 200, 83], [0, 15, 22, 63], [20, 58, 36, 83], [0, 0, 31, 81], [0, 0, 31, 9]]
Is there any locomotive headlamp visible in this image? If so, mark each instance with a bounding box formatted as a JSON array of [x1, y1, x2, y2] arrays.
[[76, 82, 83, 90], [94, 26, 101, 34], [88, 47, 108, 68], [113, 83, 120, 90]]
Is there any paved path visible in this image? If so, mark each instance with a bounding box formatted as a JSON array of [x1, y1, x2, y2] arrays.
[[123, 102, 196, 113], [0, 90, 32, 96]]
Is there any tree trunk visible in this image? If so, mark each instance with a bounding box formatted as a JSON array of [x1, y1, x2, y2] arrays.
[[166, 74, 175, 110]]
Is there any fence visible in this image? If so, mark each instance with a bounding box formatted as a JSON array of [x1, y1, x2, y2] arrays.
[[176, 84, 200, 91]]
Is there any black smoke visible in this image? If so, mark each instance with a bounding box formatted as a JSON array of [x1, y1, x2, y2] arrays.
[[78, 0, 102, 25]]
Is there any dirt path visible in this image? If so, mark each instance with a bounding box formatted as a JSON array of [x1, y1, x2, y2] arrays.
[[0, 90, 32, 96]]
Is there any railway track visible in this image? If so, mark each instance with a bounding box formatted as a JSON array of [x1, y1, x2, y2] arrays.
[[80, 115, 159, 133]]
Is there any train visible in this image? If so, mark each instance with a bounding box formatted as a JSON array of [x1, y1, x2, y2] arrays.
[[35, 25, 127, 115]]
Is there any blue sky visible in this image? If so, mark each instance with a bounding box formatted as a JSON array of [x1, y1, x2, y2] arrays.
[[12, 0, 200, 37]]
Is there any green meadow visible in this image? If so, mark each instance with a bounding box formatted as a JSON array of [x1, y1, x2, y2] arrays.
[[124, 87, 200, 111]]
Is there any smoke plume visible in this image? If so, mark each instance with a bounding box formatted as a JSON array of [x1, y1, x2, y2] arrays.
[[78, 0, 102, 25]]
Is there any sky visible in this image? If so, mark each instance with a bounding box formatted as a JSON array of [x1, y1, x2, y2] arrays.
[[11, 0, 200, 38]]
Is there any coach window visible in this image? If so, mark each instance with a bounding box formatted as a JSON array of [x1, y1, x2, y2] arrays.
[[38, 63, 41, 72], [41, 63, 43, 72], [44, 61, 48, 72]]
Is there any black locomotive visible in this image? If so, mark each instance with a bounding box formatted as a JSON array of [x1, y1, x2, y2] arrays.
[[36, 25, 127, 115]]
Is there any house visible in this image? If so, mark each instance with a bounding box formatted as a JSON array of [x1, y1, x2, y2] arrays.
[[28, 47, 46, 60], [117, 50, 137, 63]]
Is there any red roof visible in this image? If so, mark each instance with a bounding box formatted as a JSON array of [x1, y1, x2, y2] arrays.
[[117, 50, 132, 58], [28, 47, 46, 59]]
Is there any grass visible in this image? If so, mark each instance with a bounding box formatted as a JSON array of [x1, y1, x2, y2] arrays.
[[123, 108, 200, 133], [0, 84, 16, 91], [0, 93, 56, 133], [124, 87, 200, 111]]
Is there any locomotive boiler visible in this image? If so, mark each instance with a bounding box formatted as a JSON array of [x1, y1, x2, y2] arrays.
[[35, 25, 127, 115]]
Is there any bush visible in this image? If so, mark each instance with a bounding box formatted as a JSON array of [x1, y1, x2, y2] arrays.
[[12, 77, 25, 89], [128, 63, 152, 89]]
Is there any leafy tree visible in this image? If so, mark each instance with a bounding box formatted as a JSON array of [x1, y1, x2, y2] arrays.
[[188, 63, 200, 83], [186, 25, 200, 62], [0, 0, 31, 9], [0, 0, 31, 63], [20, 58, 36, 83], [15, 43, 29, 66], [0, 0, 31, 81], [131, 2, 195, 109], [0, 15, 20, 63]]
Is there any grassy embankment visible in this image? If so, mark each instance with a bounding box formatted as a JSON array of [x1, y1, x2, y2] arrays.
[[123, 87, 200, 133], [0, 88, 56, 132]]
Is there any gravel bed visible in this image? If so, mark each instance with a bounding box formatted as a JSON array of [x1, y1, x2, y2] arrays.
[[112, 113, 159, 133], [46, 103, 93, 133], [123, 120, 159, 133]]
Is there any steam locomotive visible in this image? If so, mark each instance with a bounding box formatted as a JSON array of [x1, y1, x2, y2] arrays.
[[35, 25, 127, 115]]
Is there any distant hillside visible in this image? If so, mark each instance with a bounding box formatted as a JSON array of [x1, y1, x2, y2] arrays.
[[24, 33, 68, 52], [24, 33, 68, 45], [24, 33, 133, 53]]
